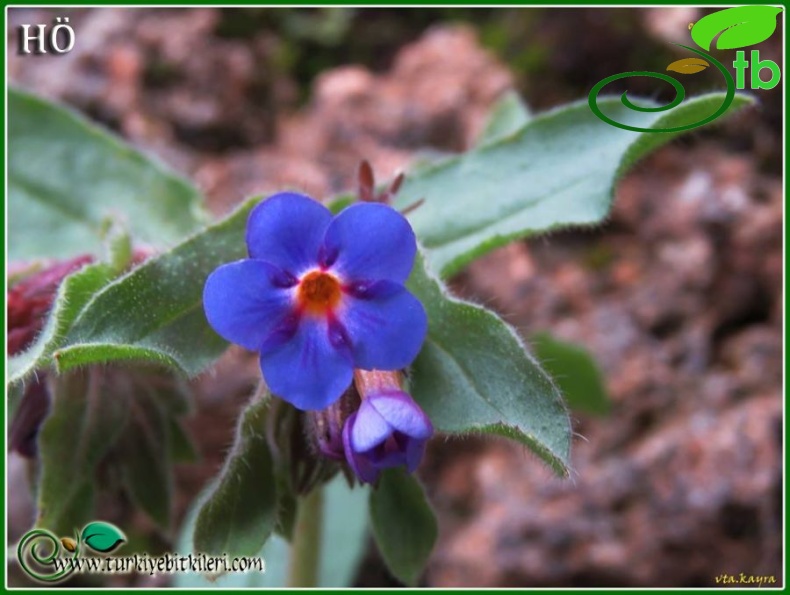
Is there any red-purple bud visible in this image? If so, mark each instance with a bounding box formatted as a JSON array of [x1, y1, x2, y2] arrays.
[[7, 255, 93, 355]]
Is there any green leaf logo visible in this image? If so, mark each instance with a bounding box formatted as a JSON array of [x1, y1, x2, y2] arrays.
[[691, 6, 783, 50], [80, 522, 126, 554]]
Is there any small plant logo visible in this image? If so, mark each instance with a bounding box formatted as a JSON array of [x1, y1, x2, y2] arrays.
[[589, 6, 783, 132], [17, 520, 126, 583]]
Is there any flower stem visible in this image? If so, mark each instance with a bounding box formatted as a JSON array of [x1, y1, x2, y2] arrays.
[[287, 486, 324, 587]]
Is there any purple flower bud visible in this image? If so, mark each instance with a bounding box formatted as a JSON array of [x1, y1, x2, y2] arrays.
[[342, 388, 433, 484]]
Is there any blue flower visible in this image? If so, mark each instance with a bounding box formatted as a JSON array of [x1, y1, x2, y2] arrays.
[[342, 389, 433, 484], [203, 192, 428, 410]]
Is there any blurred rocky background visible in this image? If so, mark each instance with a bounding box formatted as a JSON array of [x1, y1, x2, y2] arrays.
[[7, 7, 783, 587]]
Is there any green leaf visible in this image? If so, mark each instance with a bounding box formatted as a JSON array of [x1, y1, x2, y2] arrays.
[[52, 199, 258, 375], [274, 487, 298, 542], [407, 253, 571, 475], [9, 88, 205, 261], [318, 477, 369, 587], [369, 469, 437, 586], [80, 521, 127, 554], [36, 366, 187, 535], [7, 381, 26, 425], [118, 384, 173, 528], [193, 395, 277, 558], [691, 6, 783, 51], [37, 368, 130, 535], [395, 93, 752, 277], [168, 418, 199, 463], [326, 195, 355, 215], [476, 90, 531, 146], [175, 474, 368, 588], [103, 222, 134, 274], [8, 262, 117, 385], [531, 332, 611, 416]]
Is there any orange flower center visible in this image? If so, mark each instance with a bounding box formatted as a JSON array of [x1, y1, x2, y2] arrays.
[[297, 270, 342, 315]]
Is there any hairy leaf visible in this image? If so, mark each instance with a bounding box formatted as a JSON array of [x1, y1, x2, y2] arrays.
[[9, 262, 116, 385], [118, 385, 173, 528], [175, 474, 367, 588], [193, 395, 277, 558], [396, 93, 752, 277], [369, 469, 437, 586], [53, 200, 258, 375], [407, 254, 571, 475], [36, 368, 130, 535]]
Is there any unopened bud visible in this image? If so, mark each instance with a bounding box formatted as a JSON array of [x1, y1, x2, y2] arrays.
[[305, 384, 361, 460], [266, 396, 339, 495]]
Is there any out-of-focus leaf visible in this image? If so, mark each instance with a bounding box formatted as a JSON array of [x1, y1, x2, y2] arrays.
[[369, 469, 436, 586], [35, 366, 186, 535], [531, 332, 611, 416], [193, 395, 277, 558], [326, 195, 354, 215], [318, 477, 369, 587], [666, 57, 710, 74], [9, 88, 205, 261], [691, 6, 783, 50], [407, 253, 571, 476], [476, 90, 532, 146], [36, 368, 130, 535], [168, 418, 199, 463], [176, 475, 367, 588], [395, 94, 752, 277], [118, 385, 172, 528]]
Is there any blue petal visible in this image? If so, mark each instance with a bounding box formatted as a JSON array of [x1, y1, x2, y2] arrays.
[[368, 391, 433, 440], [343, 413, 380, 484], [339, 282, 427, 370], [246, 193, 332, 275], [259, 316, 353, 410], [203, 260, 294, 351], [349, 398, 393, 452], [322, 203, 417, 284]]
